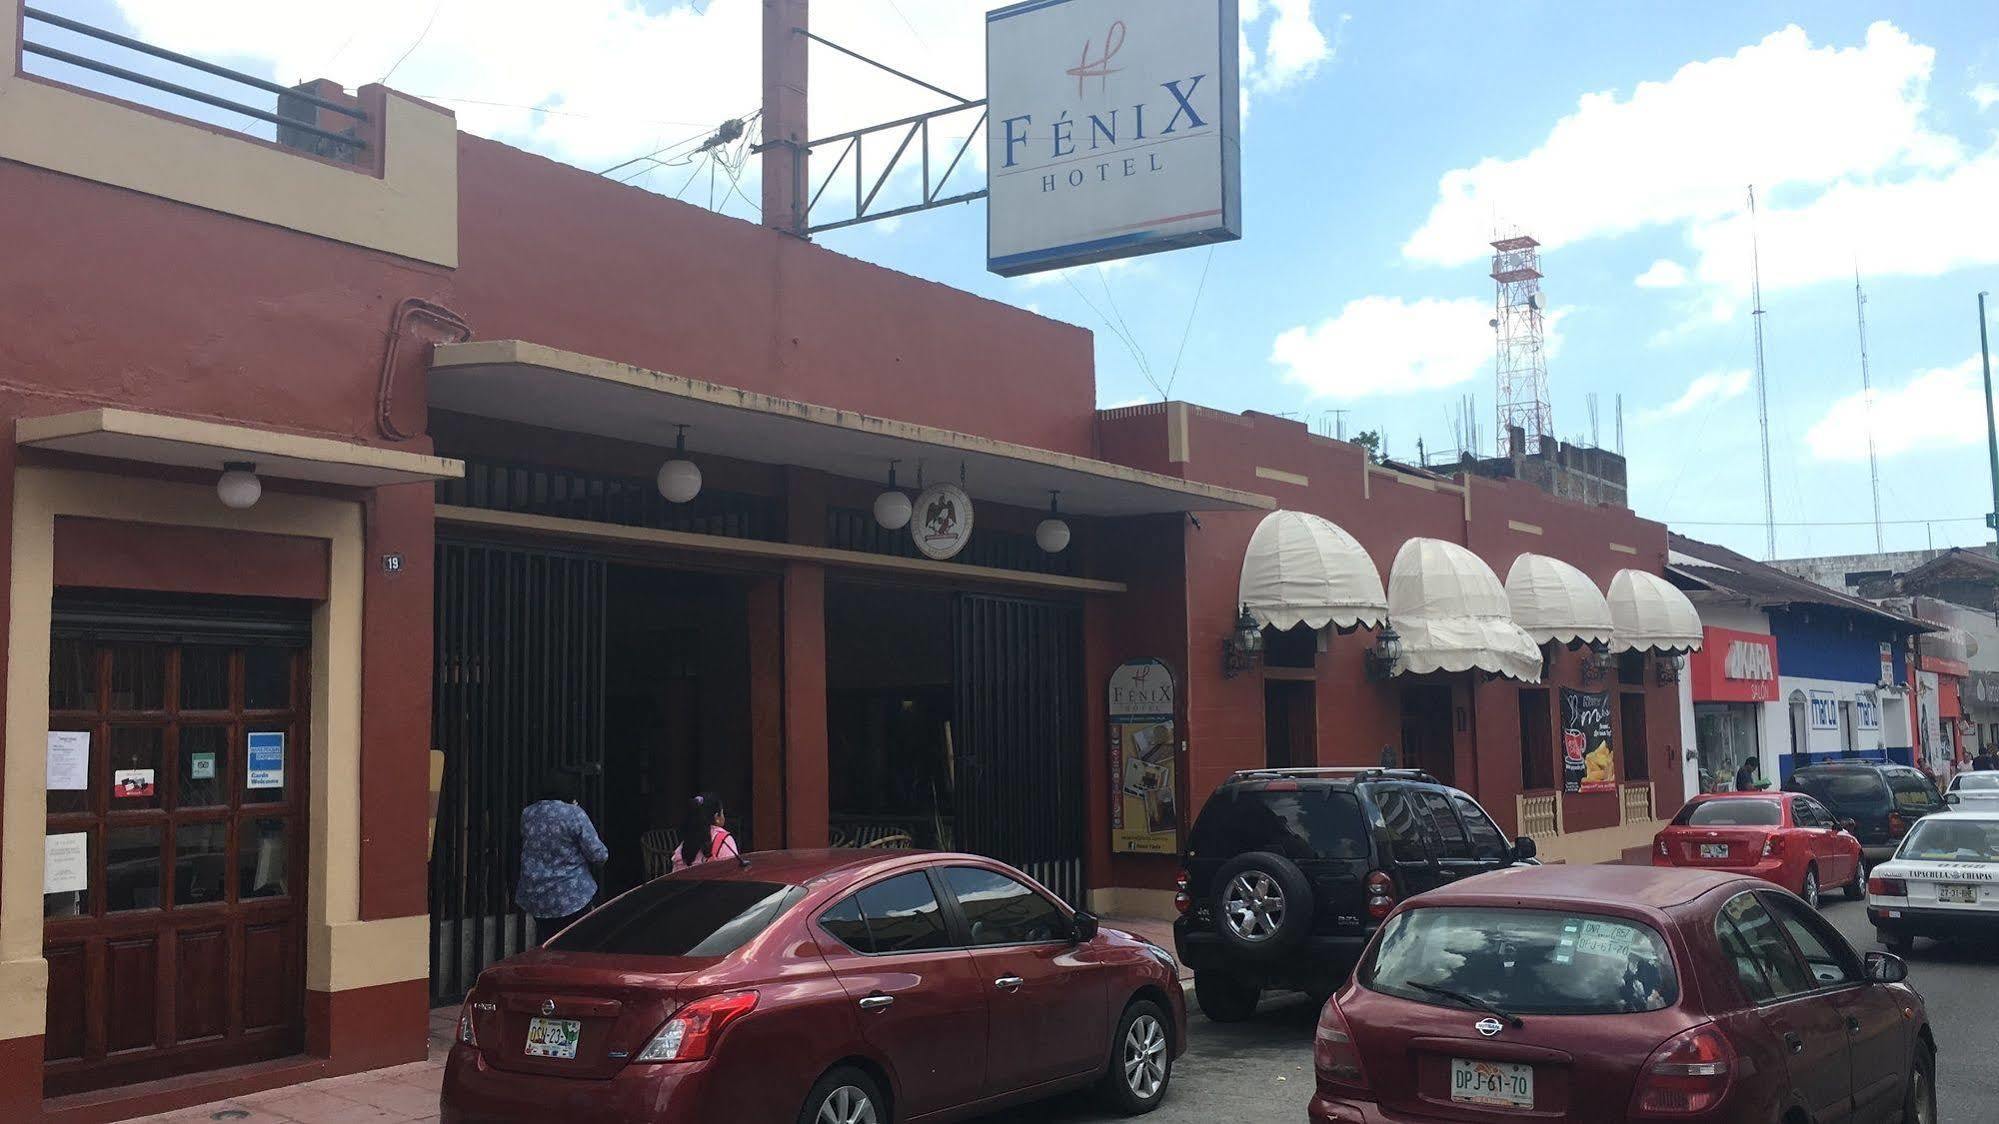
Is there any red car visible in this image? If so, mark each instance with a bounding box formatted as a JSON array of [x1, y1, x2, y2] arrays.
[[1652, 792, 1865, 909], [442, 849, 1185, 1123], [1310, 865, 1934, 1123]]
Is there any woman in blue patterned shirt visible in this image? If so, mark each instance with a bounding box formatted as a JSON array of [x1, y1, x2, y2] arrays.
[[516, 770, 610, 937]]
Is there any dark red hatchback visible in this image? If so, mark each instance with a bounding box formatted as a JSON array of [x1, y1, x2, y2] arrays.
[[1310, 865, 1935, 1124], [442, 849, 1185, 1124]]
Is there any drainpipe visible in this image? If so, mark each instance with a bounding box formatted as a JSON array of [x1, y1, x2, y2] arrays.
[[761, 0, 810, 235]]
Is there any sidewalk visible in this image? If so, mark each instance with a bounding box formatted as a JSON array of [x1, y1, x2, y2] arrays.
[[138, 916, 1180, 1122]]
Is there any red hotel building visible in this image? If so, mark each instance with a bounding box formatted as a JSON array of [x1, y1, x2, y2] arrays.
[[0, 7, 1691, 1117]]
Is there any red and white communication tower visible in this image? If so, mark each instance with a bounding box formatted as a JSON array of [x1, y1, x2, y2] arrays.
[[1491, 234, 1553, 455]]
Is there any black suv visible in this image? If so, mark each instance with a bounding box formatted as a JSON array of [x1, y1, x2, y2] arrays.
[[1171, 767, 1536, 1022], [1787, 762, 1947, 865]]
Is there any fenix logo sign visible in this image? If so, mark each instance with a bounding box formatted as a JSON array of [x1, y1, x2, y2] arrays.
[[986, 0, 1241, 276]]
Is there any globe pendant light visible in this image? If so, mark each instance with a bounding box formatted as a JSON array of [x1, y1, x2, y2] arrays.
[[657, 425, 702, 504], [873, 460, 912, 530], [216, 461, 262, 509], [1035, 490, 1070, 554]]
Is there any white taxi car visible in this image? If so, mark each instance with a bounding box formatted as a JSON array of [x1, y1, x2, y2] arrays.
[[1867, 807, 1999, 953], [1945, 770, 1999, 806]]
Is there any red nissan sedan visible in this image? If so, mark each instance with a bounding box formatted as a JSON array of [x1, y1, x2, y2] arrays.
[[1652, 791, 1866, 909], [1309, 865, 1934, 1123], [442, 849, 1185, 1123]]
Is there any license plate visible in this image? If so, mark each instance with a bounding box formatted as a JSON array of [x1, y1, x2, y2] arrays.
[[1699, 844, 1730, 859], [525, 1017, 581, 1059], [1450, 1058, 1534, 1108], [1939, 884, 1978, 904]]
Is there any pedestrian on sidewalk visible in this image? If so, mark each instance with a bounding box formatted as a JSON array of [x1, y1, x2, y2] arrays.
[[516, 769, 609, 937], [674, 791, 741, 871]]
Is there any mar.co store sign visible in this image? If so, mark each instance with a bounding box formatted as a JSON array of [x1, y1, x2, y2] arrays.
[[986, 0, 1242, 276]]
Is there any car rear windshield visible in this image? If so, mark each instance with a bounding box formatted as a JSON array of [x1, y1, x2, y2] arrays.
[[1957, 774, 1999, 792], [1189, 786, 1369, 861], [1793, 771, 1885, 805], [1362, 907, 1677, 1015], [1885, 770, 1941, 811], [1677, 799, 1782, 827], [1896, 818, 1999, 863], [546, 879, 803, 958]]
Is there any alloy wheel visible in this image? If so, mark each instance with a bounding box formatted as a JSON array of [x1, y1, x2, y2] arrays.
[[1123, 1013, 1168, 1101], [1913, 1064, 1935, 1124], [1224, 871, 1285, 941], [1803, 869, 1818, 909], [815, 1086, 878, 1124]]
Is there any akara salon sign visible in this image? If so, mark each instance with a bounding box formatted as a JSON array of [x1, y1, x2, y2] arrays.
[[986, 0, 1242, 276]]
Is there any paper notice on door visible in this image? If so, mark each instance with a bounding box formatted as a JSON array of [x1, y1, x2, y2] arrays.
[[44, 832, 87, 895], [47, 731, 88, 791], [247, 732, 284, 789]]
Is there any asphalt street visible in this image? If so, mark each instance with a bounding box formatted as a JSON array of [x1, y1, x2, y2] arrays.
[[975, 897, 1999, 1123]]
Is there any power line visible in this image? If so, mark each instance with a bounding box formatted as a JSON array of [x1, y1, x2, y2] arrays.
[[1163, 246, 1217, 400], [381, 0, 443, 84], [1673, 516, 1985, 527], [411, 95, 711, 128]]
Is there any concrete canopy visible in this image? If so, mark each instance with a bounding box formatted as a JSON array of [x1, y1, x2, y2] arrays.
[[428, 340, 1273, 518], [17, 408, 464, 487]]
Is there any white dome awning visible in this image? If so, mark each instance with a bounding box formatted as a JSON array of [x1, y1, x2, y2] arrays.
[[1608, 569, 1704, 654], [1238, 511, 1389, 631], [1506, 553, 1615, 646], [1388, 538, 1543, 682]]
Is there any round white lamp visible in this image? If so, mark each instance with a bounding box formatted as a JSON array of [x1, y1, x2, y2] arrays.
[[217, 461, 262, 510], [1035, 491, 1070, 554], [657, 426, 702, 504], [873, 460, 912, 530]]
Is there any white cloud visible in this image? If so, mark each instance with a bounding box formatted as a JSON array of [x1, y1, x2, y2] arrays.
[[1975, 83, 1999, 111], [1634, 259, 1689, 288], [1403, 22, 1958, 267], [1271, 296, 1499, 398], [1805, 356, 1984, 460], [1643, 369, 1751, 420], [1254, 1, 1336, 92], [109, 0, 1325, 189]]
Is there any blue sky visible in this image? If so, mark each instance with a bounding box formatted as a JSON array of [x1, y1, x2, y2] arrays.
[[34, 1, 1999, 560]]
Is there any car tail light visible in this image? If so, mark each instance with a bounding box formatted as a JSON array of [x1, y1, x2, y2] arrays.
[[1174, 869, 1191, 914], [635, 991, 759, 1063], [1760, 833, 1783, 859], [456, 997, 479, 1048], [1656, 836, 1669, 858], [1314, 997, 1370, 1092], [1630, 1023, 1734, 1116], [1868, 875, 1907, 897], [1364, 870, 1396, 921], [1889, 812, 1908, 837]]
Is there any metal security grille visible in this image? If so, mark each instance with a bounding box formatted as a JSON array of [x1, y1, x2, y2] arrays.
[[439, 459, 785, 542], [430, 541, 607, 1000], [952, 594, 1085, 906], [826, 507, 1074, 576]]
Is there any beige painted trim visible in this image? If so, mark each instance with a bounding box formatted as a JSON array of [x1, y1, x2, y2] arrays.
[[437, 505, 1130, 594], [1087, 887, 1178, 922], [433, 340, 1272, 513], [1508, 520, 1544, 536], [1166, 403, 1191, 465], [1532, 820, 1664, 866], [18, 409, 464, 486], [1254, 466, 1309, 488], [1610, 542, 1639, 556], [0, 24, 458, 267], [1, 467, 415, 1043]]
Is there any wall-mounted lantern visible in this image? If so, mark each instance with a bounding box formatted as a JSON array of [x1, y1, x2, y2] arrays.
[[656, 425, 702, 504], [1580, 640, 1614, 686], [1655, 652, 1684, 685], [873, 460, 912, 530], [216, 461, 261, 510], [1222, 605, 1264, 678], [1035, 491, 1070, 554], [1363, 625, 1402, 681]]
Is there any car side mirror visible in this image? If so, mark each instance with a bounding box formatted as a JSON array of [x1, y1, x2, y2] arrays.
[[1865, 950, 1908, 984], [1946, 792, 1961, 806], [1072, 910, 1100, 944], [1512, 835, 1538, 862], [1840, 817, 1858, 832]]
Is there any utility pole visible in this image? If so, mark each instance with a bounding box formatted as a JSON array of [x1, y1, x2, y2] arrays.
[[1980, 291, 1997, 559], [1854, 270, 1883, 552], [761, 0, 810, 235], [1748, 186, 1776, 560]]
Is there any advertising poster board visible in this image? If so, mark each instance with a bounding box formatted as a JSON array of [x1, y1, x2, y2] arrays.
[[1560, 688, 1616, 794], [1109, 658, 1177, 854]]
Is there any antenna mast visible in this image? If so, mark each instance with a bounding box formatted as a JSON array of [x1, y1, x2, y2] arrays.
[[1855, 268, 1884, 552], [1491, 232, 1553, 455], [1748, 187, 1776, 560]]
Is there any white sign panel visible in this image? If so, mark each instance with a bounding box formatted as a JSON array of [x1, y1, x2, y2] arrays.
[[1855, 693, 1882, 731], [44, 832, 87, 895], [1808, 689, 1840, 731], [46, 731, 88, 791], [986, 0, 1241, 276]]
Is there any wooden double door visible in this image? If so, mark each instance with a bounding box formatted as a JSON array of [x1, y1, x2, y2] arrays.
[[43, 600, 309, 1096]]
